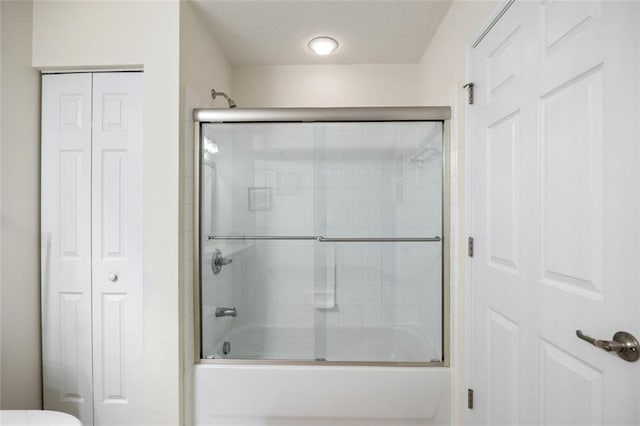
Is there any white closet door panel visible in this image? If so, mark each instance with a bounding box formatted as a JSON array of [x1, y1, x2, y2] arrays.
[[41, 73, 94, 423], [91, 72, 143, 425]]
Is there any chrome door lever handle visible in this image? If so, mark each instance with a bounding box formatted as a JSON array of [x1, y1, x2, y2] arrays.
[[576, 330, 640, 362], [576, 330, 617, 351]]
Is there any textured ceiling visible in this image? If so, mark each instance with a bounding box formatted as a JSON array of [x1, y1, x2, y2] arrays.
[[190, 0, 453, 66]]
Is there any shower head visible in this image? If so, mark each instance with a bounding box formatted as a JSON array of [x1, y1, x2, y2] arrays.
[[211, 89, 237, 109]]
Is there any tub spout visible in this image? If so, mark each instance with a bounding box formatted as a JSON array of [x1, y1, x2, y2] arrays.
[[215, 307, 237, 317]]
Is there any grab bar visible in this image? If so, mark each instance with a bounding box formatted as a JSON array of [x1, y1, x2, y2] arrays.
[[207, 235, 441, 243]]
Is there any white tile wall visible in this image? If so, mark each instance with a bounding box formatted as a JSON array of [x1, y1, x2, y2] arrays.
[[201, 122, 444, 361]]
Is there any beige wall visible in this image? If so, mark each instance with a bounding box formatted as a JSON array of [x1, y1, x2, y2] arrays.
[[0, 0, 42, 409], [180, 1, 231, 108], [418, 0, 499, 104], [178, 2, 231, 424], [416, 1, 499, 423], [231, 0, 496, 109], [232, 64, 424, 107], [228, 7, 500, 424], [2, 0, 499, 421], [32, 1, 182, 424]]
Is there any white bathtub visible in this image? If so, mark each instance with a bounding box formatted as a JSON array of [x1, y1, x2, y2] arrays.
[[195, 325, 450, 425]]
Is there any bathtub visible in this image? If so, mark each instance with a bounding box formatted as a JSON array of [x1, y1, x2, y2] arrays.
[[195, 325, 450, 425]]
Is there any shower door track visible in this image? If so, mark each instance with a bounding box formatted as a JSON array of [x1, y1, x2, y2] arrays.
[[207, 235, 442, 243]]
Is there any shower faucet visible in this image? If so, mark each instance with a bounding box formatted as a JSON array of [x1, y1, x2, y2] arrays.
[[211, 249, 233, 275], [215, 307, 237, 318]]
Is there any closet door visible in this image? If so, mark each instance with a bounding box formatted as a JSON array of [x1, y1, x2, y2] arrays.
[[91, 72, 143, 425], [41, 73, 94, 423]]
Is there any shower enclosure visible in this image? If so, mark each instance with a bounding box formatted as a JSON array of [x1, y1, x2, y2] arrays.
[[195, 107, 449, 366]]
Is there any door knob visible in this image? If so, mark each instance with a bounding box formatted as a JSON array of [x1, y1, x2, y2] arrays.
[[576, 330, 639, 362], [211, 249, 233, 275], [108, 273, 118, 282]]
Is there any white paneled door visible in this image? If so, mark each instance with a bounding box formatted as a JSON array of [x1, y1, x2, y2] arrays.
[[469, 1, 640, 425], [91, 73, 143, 425], [42, 72, 143, 426], [42, 72, 94, 424]]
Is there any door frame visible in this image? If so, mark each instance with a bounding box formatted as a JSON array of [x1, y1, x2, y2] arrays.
[[463, 1, 519, 423]]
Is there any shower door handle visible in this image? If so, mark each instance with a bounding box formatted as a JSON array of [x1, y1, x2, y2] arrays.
[[211, 249, 233, 275], [576, 330, 640, 362]]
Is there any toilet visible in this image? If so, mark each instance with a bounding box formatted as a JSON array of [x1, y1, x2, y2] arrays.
[[0, 410, 82, 425]]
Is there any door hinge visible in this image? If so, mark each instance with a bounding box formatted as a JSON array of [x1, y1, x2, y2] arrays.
[[468, 388, 474, 409], [468, 237, 474, 257], [463, 82, 474, 105]]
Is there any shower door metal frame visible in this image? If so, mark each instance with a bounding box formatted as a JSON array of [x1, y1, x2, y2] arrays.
[[193, 107, 452, 367]]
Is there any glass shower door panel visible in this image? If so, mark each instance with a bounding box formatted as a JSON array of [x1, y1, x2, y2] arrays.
[[313, 122, 443, 363], [200, 120, 444, 363], [319, 241, 443, 363], [314, 122, 443, 238], [200, 123, 316, 361]]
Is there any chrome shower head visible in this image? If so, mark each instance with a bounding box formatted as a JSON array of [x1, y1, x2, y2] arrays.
[[211, 89, 237, 109]]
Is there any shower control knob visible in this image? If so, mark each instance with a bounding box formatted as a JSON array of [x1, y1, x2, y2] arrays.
[[108, 273, 118, 282], [212, 249, 233, 275]]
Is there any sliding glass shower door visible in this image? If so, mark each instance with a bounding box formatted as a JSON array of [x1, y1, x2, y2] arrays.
[[199, 119, 444, 364], [200, 123, 317, 361]]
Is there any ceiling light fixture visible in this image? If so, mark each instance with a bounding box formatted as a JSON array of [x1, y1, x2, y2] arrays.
[[308, 37, 339, 56]]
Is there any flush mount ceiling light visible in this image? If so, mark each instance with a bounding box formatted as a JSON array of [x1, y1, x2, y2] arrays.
[[308, 37, 339, 56]]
